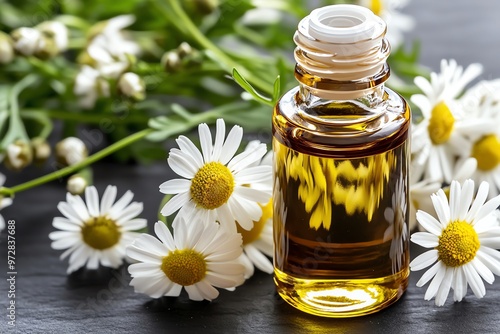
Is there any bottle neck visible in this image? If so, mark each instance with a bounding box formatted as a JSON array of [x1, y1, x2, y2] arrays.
[[294, 5, 390, 100]]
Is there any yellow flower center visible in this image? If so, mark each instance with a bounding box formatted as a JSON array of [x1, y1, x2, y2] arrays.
[[161, 249, 206, 286], [237, 199, 273, 244], [436, 221, 479, 267], [81, 216, 121, 250], [370, 0, 383, 16], [471, 134, 500, 171], [427, 101, 455, 145], [190, 162, 235, 210]]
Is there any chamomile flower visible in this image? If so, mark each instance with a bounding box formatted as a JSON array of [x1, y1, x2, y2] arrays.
[[410, 179, 500, 306], [411, 59, 488, 183], [0, 173, 13, 232], [159, 119, 272, 232], [127, 220, 245, 301], [358, 0, 415, 49], [86, 15, 140, 79], [49, 185, 146, 274], [383, 177, 408, 274], [456, 79, 500, 199]]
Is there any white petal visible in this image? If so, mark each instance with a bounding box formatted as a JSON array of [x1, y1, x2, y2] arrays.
[[415, 210, 442, 235], [198, 122, 213, 163], [115, 202, 143, 224], [160, 192, 190, 216], [211, 118, 226, 161], [52, 217, 82, 231], [410, 232, 439, 248], [471, 258, 494, 284], [463, 262, 486, 298], [410, 249, 438, 271], [434, 266, 453, 306], [219, 125, 243, 165], [108, 190, 134, 216], [431, 191, 450, 227], [159, 179, 191, 194], [168, 150, 198, 178], [466, 181, 489, 222], [194, 280, 219, 301], [185, 284, 204, 301], [57, 201, 84, 224], [416, 261, 442, 287], [126, 244, 162, 264], [176, 135, 204, 168], [424, 262, 447, 301], [453, 267, 467, 302], [234, 186, 271, 204], [154, 221, 176, 250], [475, 194, 500, 223], [244, 244, 273, 274], [100, 185, 117, 215], [121, 218, 147, 231], [85, 186, 100, 217]]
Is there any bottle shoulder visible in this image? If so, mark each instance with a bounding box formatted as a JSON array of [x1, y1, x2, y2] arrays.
[[272, 86, 411, 158]]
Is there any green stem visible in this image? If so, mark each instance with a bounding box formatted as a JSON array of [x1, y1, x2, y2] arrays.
[[153, 0, 273, 95], [0, 128, 153, 197], [21, 109, 150, 124]]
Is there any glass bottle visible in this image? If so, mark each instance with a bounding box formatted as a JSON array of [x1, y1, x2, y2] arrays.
[[272, 4, 411, 317]]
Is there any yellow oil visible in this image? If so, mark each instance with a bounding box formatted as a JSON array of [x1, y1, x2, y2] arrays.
[[272, 86, 410, 317]]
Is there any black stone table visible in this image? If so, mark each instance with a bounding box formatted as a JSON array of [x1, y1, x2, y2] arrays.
[[2, 1, 500, 332]]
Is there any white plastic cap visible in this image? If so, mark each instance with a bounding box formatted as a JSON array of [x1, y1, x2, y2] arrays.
[[307, 5, 385, 44]]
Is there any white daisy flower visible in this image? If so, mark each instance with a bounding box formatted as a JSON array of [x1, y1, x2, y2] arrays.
[[358, 0, 415, 49], [456, 79, 500, 199], [383, 177, 408, 274], [127, 220, 245, 301], [49, 185, 147, 274], [74, 65, 110, 109], [0, 173, 13, 232], [410, 59, 491, 183], [410, 179, 500, 306], [159, 119, 272, 232], [85, 15, 140, 79]]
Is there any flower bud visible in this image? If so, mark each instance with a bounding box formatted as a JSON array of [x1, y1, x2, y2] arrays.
[[0, 32, 14, 64], [4, 140, 33, 171], [11, 27, 44, 56], [67, 174, 88, 195], [55, 137, 88, 166], [118, 72, 145, 100], [161, 51, 181, 73], [36, 21, 69, 53], [177, 42, 193, 58], [31, 137, 51, 165]]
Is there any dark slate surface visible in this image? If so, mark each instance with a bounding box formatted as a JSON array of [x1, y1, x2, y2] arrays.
[[2, 1, 500, 333]]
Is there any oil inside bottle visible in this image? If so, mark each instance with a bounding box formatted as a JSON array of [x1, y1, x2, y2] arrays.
[[273, 86, 410, 317]]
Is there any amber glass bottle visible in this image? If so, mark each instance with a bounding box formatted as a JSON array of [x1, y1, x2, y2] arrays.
[[272, 5, 411, 317]]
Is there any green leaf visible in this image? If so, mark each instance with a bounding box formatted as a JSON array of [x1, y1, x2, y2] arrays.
[[232, 68, 273, 106], [273, 75, 281, 102]]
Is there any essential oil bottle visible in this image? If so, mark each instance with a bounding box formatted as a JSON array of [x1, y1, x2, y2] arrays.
[[272, 5, 410, 317]]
